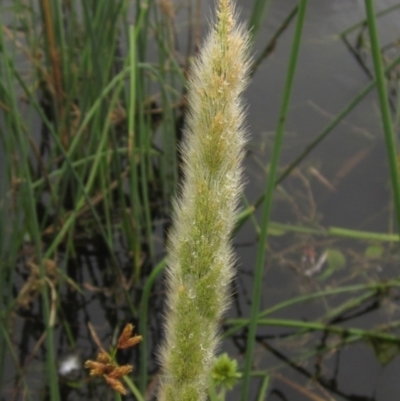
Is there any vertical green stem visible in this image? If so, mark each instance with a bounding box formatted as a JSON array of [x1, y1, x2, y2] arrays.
[[139, 259, 166, 393], [128, 25, 142, 277], [240, 1, 308, 399], [248, 0, 273, 40], [364, 0, 400, 234], [0, 25, 60, 401]]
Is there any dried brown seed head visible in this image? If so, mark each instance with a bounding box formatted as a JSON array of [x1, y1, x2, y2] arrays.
[[97, 352, 110, 364], [84, 360, 107, 376], [105, 376, 127, 395], [108, 364, 133, 379], [117, 324, 142, 349]]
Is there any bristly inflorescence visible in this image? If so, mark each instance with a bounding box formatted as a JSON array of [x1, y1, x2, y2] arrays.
[[158, 1, 251, 401]]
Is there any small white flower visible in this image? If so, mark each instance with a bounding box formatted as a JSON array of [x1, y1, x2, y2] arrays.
[[58, 352, 82, 380]]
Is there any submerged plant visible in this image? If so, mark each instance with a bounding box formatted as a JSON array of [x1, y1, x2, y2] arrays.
[[158, 0, 250, 400]]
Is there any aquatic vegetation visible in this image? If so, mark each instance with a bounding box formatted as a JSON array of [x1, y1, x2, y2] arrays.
[[2, 0, 400, 400], [84, 324, 142, 395]]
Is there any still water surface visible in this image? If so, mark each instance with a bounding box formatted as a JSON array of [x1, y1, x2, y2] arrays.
[[226, 1, 400, 400]]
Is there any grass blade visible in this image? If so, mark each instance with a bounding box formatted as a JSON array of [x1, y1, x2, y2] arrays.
[[240, 2, 308, 399], [364, 0, 400, 235]]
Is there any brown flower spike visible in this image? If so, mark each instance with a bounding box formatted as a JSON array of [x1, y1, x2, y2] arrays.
[[105, 376, 128, 395], [117, 323, 142, 349], [84, 359, 115, 376], [85, 324, 142, 395]]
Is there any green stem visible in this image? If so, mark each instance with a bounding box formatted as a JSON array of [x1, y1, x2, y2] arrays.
[[256, 374, 271, 401], [230, 318, 400, 343], [224, 280, 400, 338], [340, 3, 400, 37], [364, 0, 400, 235], [277, 52, 400, 185], [240, 1, 308, 399], [248, 0, 273, 41], [123, 376, 145, 401], [138, 258, 166, 393], [327, 226, 398, 241]]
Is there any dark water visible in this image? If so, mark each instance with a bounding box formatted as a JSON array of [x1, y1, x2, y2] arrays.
[[2, 1, 400, 400], [230, 1, 400, 400]]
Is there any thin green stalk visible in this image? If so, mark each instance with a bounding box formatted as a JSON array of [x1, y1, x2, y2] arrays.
[[231, 318, 400, 343], [321, 291, 375, 322], [137, 79, 156, 263], [153, 16, 180, 208], [224, 280, 400, 338], [12, 65, 123, 267], [138, 258, 167, 393], [235, 50, 400, 234], [128, 25, 142, 276], [250, 332, 362, 377], [0, 25, 60, 401], [250, 5, 299, 76], [340, 3, 400, 37], [136, 0, 154, 62], [237, 210, 400, 241], [240, 2, 308, 399], [364, 0, 400, 235], [123, 376, 146, 401], [394, 80, 400, 128], [251, 318, 400, 380], [248, 0, 273, 40], [327, 226, 399, 241], [0, 322, 32, 401], [256, 374, 271, 401], [130, 6, 157, 264], [40, 81, 127, 259], [208, 382, 219, 401], [277, 52, 400, 184]]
